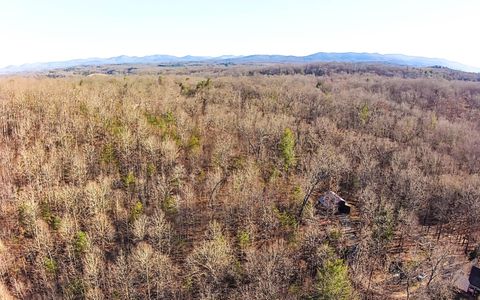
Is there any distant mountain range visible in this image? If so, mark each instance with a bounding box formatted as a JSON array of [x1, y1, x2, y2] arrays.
[[1, 52, 479, 74]]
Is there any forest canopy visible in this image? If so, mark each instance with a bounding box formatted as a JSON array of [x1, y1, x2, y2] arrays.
[[0, 63, 479, 299]]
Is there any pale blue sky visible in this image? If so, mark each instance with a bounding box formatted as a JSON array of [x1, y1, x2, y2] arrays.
[[0, 0, 479, 68]]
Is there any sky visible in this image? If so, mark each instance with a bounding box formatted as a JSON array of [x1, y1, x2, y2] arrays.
[[0, 0, 479, 68]]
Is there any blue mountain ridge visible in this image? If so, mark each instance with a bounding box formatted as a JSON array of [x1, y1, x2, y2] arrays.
[[1, 52, 478, 74]]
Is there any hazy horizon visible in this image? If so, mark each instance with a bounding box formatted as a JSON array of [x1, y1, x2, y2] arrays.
[[0, 51, 473, 67], [1, 0, 479, 69]]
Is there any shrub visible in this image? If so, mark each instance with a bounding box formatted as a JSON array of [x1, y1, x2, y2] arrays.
[[74, 231, 89, 254], [186, 131, 201, 153], [130, 201, 144, 222], [292, 185, 303, 202], [132, 215, 148, 242], [430, 112, 438, 129], [179, 82, 196, 97], [100, 142, 117, 165], [44, 257, 58, 274], [359, 103, 369, 125], [105, 117, 125, 136], [50, 216, 62, 231], [145, 111, 175, 130], [18, 201, 38, 236], [147, 162, 156, 176], [186, 221, 234, 291], [40, 203, 61, 230], [162, 195, 177, 214], [279, 128, 296, 171], [372, 207, 394, 242], [196, 78, 211, 90], [237, 230, 251, 249], [315, 258, 352, 300], [273, 207, 297, 229], [148, 210, 171, 252], [327, 227, 343, 243], [268, 166, 281, 183], [123, 171, 136, 188], [66, 279, 85, 299]]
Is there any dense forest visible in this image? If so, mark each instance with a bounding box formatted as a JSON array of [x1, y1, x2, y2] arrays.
[[1, 63, 480, 299]]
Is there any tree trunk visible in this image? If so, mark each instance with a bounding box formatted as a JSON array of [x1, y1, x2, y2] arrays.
[[298, 183, 316, 219], [437, 223, 443, 241], [406, 278, 410, 300], [367, 267, 374, 295], [465, 234, 470, 254]]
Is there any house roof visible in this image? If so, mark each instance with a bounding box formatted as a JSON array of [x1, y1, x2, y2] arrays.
[[318, 191, 348, 209], [469, 266, 480, 289]]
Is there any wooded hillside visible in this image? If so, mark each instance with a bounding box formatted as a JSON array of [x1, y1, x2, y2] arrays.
[[1, 64, 479, 299]]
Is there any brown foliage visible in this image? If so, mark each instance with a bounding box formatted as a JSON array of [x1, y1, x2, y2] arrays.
[[1, 64, 479, 298]]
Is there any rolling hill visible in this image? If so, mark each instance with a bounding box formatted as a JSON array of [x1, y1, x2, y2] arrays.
[[1, 52, 479, 74]]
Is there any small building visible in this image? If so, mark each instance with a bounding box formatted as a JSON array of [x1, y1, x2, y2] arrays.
[[317, 191, 351, 215], [468, 266, 480, 295]]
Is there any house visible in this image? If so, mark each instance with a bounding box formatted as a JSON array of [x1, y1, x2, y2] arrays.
[[468, 266, 480, 295], [317, 191, 351, 214]]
